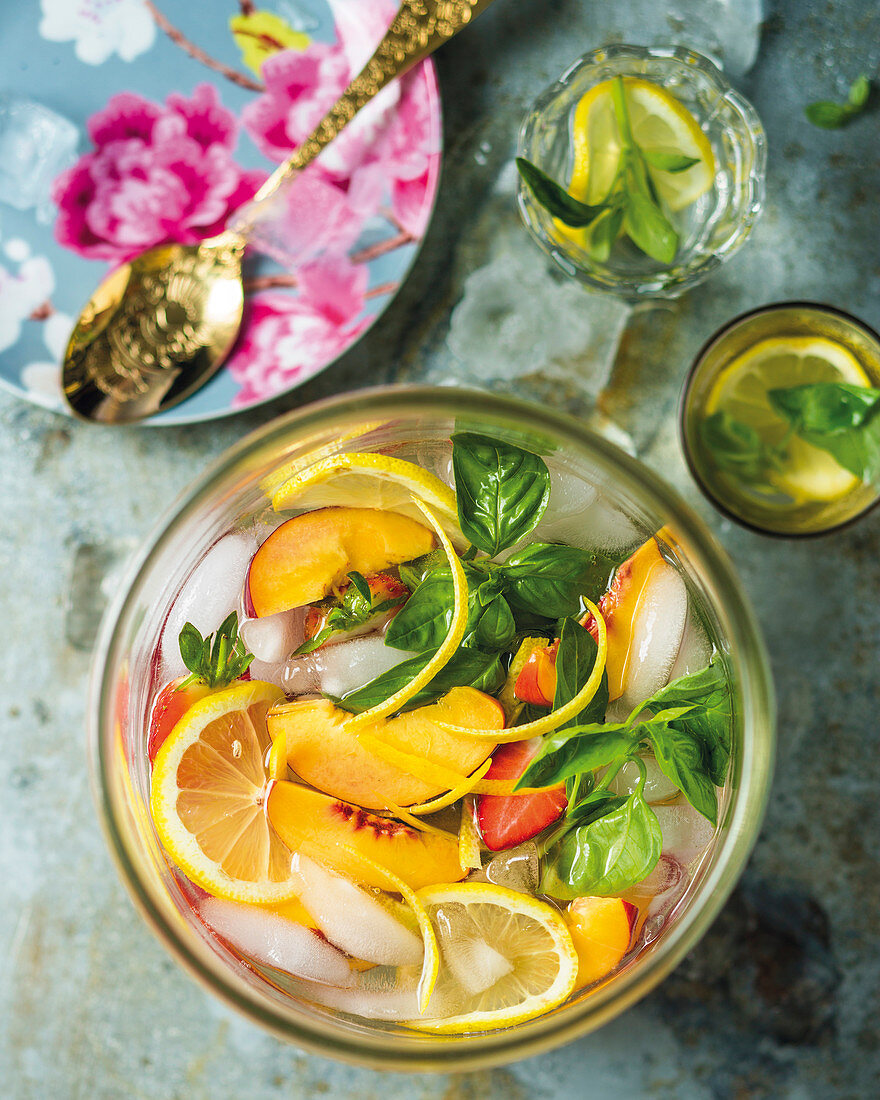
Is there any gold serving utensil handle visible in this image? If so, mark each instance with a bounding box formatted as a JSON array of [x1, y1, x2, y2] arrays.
[[231, 0, 496, 237]]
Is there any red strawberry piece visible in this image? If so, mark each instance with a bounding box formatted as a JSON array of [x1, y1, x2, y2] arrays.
[[476, 739, 567, 851], [147, 677, 212, 764]]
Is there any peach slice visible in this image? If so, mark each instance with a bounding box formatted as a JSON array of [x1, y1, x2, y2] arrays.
[[565, 896, 637, 989], [266, 782, 465, 891], [267, 687, 503, 808], [247, 507, 435, 617]]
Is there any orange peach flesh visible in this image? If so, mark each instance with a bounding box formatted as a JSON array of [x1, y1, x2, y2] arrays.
[[565, 896, 637, 989], [248, 507, 435, 617], [266, 782, 465, 891], [268, 687, 503, 808]]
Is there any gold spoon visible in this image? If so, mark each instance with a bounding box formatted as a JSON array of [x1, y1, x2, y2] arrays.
[[62, 0, 495, 424]]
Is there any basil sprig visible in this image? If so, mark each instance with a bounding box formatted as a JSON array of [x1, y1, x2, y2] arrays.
[[451, 433, 551, 556], [805, 74, 870, 129], [517, 75, 699, 265], [178, 612, 253, 689], [523, 662, 731, 899], [294, 571, 406, 655], [701, 383, 880, 488]]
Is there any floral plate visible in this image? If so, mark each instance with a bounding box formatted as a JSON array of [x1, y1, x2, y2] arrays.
[[0, 0, 441, 423]]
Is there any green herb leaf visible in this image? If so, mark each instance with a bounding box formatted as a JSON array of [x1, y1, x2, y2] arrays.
[[623, 191, 679, 264], [540, 788, 662, 899], [641, 150, 701, 173], [517, 722, 638, 789], [383, 564, 485, 653], [805, 76, 871, 129], [768, 381, 880, 482], [553, 617, 609, 728], [643, 718, 718, 824], [474, 594, 517, 649], [332, 647, 502, 714], [451, 433, 551, 556], [637, 663, 732, 787], [515, 157, 606, 228], [698, 410, 776, 483], [345, 570, 372, 607], [503, 543, 615, 618], [178, 613, 254, 689], [398, 549, 448, 591], [587, 205, 624, 263]]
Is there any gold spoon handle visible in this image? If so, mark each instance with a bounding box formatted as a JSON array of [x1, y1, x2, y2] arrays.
[[231, 0, 495, 234]]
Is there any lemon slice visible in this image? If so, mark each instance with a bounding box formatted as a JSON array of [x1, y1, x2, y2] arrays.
[[408, 882, 578, 1032], [706, 335, 869, 501], [571, 77, 715, 212], [270, 451, 466, 550], [150, 680, 300, 904]]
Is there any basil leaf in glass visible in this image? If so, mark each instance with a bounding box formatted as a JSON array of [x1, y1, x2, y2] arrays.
[[540, 789, 662, 899], [623, 191, 679, 264], [768, 382, 880, 482], [641, 150, 701, 173], [516, 722, 638, 790], [503, 543, 615, 618], [553, 616, 609, 728], [451, 433, 551, 556], [644, 718, 718, 824], [474, 594, 517, 649], [515, 157, 605, 227]]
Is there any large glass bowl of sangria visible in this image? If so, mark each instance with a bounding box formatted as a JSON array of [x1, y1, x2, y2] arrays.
[[89, 386, 775, 1069]]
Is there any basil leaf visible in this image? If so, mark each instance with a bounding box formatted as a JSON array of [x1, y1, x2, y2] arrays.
[[503, 543, 614, 618], [475, 594, 516, 649], [644, 719, 718, 825], [768, 382, 880, 482], [398, 549, 448, 591], [515, 157, 606, 227], [517, 722, 637, 789], [641, 150, 701, 173], [699, 410, 774, 482], [293, 624, 334, 656], [805, 101, 853, 128], [848, 74, 871, 109], [553, 617, 609, 728], [639, 663, 732, 787], [540, 790, 662, 899], [384, 564, 485, 652], [587, 205, 624, 262], [333, 647, 502, 714], [623, 191, 679, 264], [345, 570, 371, 607], [451, 433, 551, 556]]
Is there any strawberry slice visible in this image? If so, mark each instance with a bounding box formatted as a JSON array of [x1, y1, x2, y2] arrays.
[[301, 572, 408, 650], [476, 739, 567, 851], [147, 677, 213, 763]]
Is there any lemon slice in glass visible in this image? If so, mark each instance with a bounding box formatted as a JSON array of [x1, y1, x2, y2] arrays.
[[561, 77, 715, 251], [705, 336, 871, 502], [150, 680, 300, 904], [409, 882, 578, 1032]]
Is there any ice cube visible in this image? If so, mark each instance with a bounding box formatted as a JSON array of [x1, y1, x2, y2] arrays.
[[290, 854, 423, 966], [199, 897, 354, 987], [289, 971, 450, 1020], [443, 937, 513, 997], [160, 531, 259, 680], [610, 754, 679, 804], [616, 562, 688, 713], [484, 842, 539, 895], [653, 802, 716, 867], [577, 496, 645, 557], [668, 611, 714, 682], [240, 608, 305, 664], [315, 635, 420, 698], [0, 95, 78, 222], [530, 465, 600, 548]]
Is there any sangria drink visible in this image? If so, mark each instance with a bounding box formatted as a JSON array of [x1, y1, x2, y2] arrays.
[[92, 390, 773, 1067], [682, 303, 880, 536]]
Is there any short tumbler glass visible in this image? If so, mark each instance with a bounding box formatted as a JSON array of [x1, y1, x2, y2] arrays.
[[517, 44, 766, 300], [89, 387, 774, 1071]]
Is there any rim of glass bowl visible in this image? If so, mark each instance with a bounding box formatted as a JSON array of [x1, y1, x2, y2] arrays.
[[517, 43, 767, 300], [89, 385, 775, 1071], [679, 300, 880, 538]]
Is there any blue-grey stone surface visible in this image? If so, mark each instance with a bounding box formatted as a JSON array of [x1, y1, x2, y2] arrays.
[[2, 1, 879, 1097]]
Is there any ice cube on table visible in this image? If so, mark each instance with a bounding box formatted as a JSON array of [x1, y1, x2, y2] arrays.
[[199, 897, 354, 987], [160, 531, 258, 681], [616, 561, 688, 713], [610, 754, 680, 804], [290, 855, 423, 966], [653, 802, 716, 867], [0, 95, 78, 222]]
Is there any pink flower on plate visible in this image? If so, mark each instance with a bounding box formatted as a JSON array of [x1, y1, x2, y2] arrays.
[[226, 258, 370, 406], [52, 84, 264, 263]]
